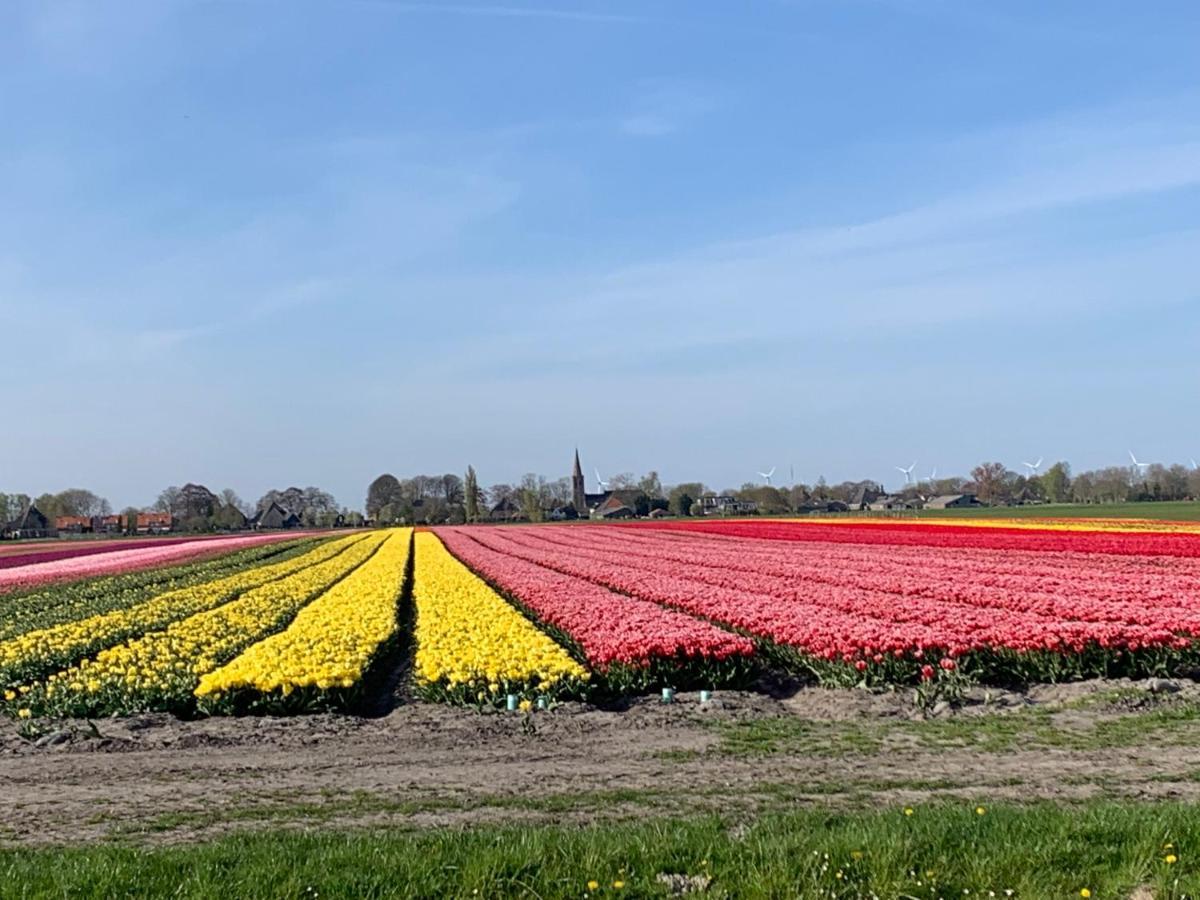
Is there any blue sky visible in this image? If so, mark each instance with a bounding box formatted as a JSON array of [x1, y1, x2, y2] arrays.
[[2, 1, 1199, 509]]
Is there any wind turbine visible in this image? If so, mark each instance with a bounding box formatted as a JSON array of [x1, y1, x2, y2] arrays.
[[1022, 457, 1043, 476], [757, 467, 776, 486], [594, 468, 610, 491], [895, 462, 916, 485], [1191, 458, 1198, 471], [1128, 451, 1151, 476], [928, 467, 937, 483]]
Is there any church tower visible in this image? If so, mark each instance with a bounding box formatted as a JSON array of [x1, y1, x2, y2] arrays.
[[572, 448, 587, 515]]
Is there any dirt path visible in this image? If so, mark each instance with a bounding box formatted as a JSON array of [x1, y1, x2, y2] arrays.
[[4, 679, 1199, 847]]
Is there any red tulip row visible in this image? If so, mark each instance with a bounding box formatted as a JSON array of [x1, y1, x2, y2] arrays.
[[537, 528, 1200, 631], [437, 529, 755, 676], [620, 519, 1200, 559], [459, 526, 1197, 682]]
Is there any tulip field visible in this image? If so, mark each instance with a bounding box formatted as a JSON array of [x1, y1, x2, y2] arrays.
[[3, 516, 1200, 719]]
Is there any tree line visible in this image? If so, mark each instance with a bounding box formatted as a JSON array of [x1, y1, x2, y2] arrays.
[[366, 459, 1200, 524], [2, 483, 357, 533]]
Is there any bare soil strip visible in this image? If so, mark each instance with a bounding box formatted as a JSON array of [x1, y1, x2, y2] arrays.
[[4, 678, 1200, 847]]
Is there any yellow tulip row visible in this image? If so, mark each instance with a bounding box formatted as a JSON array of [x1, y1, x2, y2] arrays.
[[195, 528, 412, 703], [0, 533, 364, 691], [412, 532, 587, 702], [33, 531, 389, 716]]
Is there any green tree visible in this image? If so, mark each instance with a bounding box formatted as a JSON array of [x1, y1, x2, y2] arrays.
[[668, 483, 705, 516], [1041, 462, 1072, 503], [213, 502, 247, 531], [518, 473, 547, 522], [367, 474, 402, 519], [637, 471, 664, 499], [464, 466, 480, 523]]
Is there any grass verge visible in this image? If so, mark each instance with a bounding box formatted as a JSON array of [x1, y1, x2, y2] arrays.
[[3, 802, 1197, 898]]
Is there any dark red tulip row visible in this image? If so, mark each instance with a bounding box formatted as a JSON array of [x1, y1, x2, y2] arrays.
[[437, 529, 755, 670]]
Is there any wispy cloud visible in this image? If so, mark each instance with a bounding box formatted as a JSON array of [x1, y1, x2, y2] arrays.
[[619, 81, 720, 137], [347, 2, 644, 23]]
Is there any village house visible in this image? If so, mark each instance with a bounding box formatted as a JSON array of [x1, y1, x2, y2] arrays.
[[94, 515, 124, 534], [487, 496, 524, 523], [54, 515, 93, 534], [248, 501, 301, 530]]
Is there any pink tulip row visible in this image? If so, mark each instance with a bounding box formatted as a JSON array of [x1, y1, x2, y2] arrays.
[[467, 527, 1195, 662], [0, 536, 220, 570], [0, 533, 304, 592], [437, 529, 755, 669]]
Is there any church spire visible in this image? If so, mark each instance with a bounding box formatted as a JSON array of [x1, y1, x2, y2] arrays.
[[572, 448, 587, 515]]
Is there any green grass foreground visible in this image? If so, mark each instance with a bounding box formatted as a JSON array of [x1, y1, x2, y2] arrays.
[[4, 803, 1199, 898]]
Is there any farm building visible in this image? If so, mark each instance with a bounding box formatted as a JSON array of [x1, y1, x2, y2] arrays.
[[593, 495, 635, 519], [924, 493, 980, 510], [249, 502, 301, 530], [697, 495, 758, 516], [55, 515, 93, 534], [3, 504, 54, 539], [136, 512, 173, 534], [850, 485, 886, 510], [868, 496, 918, 511]]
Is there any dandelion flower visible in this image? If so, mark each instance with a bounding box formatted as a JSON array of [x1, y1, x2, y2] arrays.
[[17, 708, 31, 719], [587, 880, 599, 891], [975, 806, 986, 815], [1166, 853, 1178, 864], [1080, 890, 1091, 898], [612, 880, 625, 889], [904, 807, 914, 816]]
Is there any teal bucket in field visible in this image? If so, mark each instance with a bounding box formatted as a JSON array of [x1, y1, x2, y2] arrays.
[[661, 687, 674, 704], [700, 689, 713, 703], [506, 694, 518, 711], [536, 696, 548, 710]]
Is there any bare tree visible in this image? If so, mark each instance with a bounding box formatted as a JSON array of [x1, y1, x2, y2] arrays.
[[970, 462, 1010, 504]]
